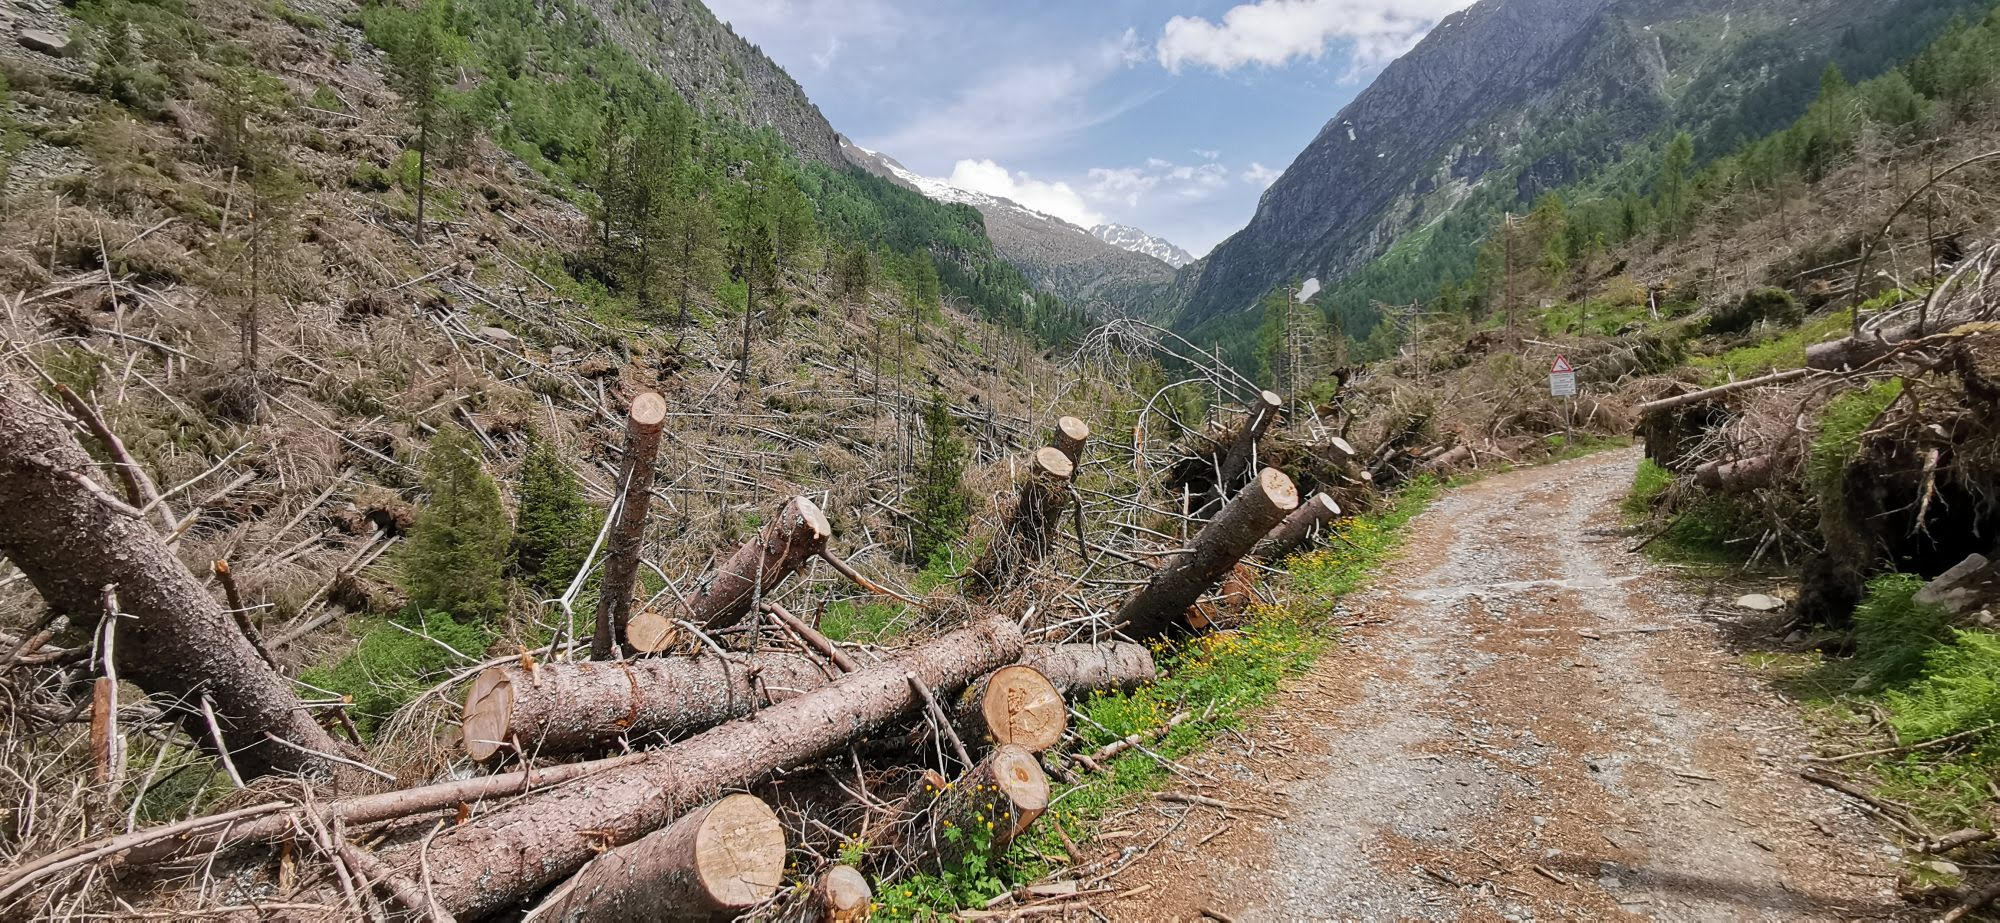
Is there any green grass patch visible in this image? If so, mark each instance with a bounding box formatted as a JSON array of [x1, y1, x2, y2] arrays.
[[1808, 378, 1903, 503], [820, 599, 906, 644], [873, 479, 1442, 918], [1624, 458, 1674, 519], [1692, 309, 1853, 380], [298, 611, 493, 737]]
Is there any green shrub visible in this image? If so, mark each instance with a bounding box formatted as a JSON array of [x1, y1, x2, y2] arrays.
[[908, 393, 970, 564], [299, 611, 494, 735], [1853, 573, 1958, 685], [1808, 379, 1903, 504], [510, 437, 601, 597], [404, 428, 511, 621], [1887, 630, 2000, 743]]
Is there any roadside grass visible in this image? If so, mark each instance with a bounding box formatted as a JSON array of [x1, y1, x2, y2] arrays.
[[871, 478, 1442, 917]]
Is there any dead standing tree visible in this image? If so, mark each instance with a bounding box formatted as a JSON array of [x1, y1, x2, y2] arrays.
[[594, 391, 668, 659], [964, 447, 1073, 597], [0, 371, 348, 777]]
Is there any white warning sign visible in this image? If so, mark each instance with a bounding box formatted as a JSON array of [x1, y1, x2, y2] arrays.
[[1549, 355, 1577, 398]]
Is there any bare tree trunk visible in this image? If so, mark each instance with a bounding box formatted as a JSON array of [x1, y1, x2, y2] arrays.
[[629, 497, 831, 647], [1052, 416, 1090, 468], [412, 616, 1024, 918], [529, 794, 785, 922], [965, 447, 1072, 596], [1256, 492, 1342, 560], [461, 650, 842, 762], [0, 372, 345, 777], [594, 392, 668, 660], [1021, 643, 1155, 697], [1115, 468, 1298, 639]]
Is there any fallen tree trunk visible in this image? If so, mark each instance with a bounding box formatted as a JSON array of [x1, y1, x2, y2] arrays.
[[1693, 454, 1778, 494], [1021, 643, 1155, 697], [1634, 368, 1811, 416], [629, 496, 831, 648], [461, 651, 841, 762], [411, 615, 1024, 918], [1052, 416, 1090, 467], [528, 793, 785, 922], [1114, 468, 1298, 639], [954, 664, 1066, 752], [1216, 391, 1284, 492], [1255, 492, 1341, 560], [0, 371, 346, 778], [966, 447, 1073, 596], [898, 744, 1047, 875], [594, 392, 667, 659]]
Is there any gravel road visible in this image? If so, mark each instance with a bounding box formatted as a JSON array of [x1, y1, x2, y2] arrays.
[[1099, 448, 1909, 922]]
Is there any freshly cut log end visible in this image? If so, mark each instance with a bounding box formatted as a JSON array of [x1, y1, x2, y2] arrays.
[[628, 390, 669, 429], [1255, 467, 1299, 511], [461, 668, 514, 762], [907, 745, 1048, 874], [1256, 492, 1342, 560], [1053, 417, 1091, 466], [1022, 643, 1156, 696], [965, 664, 1067, 752], [532, 793, 785, 922], [814, 865, 872, 923], [1033, 446, 1075, 481], [1256, 390, 1283, 412], [1329, 436, 1356, 459]]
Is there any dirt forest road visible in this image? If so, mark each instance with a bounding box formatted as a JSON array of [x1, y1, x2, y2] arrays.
[[1102, 448, 1911, 922]]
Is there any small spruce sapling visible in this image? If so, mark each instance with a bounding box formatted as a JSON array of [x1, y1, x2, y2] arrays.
[[406, 427, 511, 622], [909, 392, 971, 566], [510, 437, 601, 597]]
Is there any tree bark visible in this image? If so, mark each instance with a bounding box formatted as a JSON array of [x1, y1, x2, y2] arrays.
[[810, 865, 872, 923], [1115, 468, 1298, 639], [954, 664, 1066, 753], [897, 745, 1047, 875], [1693, 454, 1777, 494], [461, 651, 841, 762], [965, 448, 1072, 596], [529, 794, 785, 923], [412, 615, 1023, 918], [594, 391, 668, 660], [1021, 643, 1156, 697], [0, 371, 345, 778], [630, 496, 831, 647], [1255, 492, 1342, 560], [1051, 416, 1090, 468]]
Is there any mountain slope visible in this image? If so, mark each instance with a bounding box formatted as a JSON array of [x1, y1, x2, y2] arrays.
[[842, 141, 1177, 314], [1093, 224, 1194, 269], [1170, 0, 1988, 337]]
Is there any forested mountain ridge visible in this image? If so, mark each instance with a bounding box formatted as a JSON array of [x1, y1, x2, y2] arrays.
[[1168, 0, 1992, 364]]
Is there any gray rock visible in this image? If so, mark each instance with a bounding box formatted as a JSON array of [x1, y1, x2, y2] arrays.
[[17, 29, 76, 58]]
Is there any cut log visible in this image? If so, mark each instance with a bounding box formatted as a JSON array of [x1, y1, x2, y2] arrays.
[[811, 865, 872, 923], [461, 651, 840, 762], [1021, 643, 1156, 697], [630, 496, 831, 646], [965, 448, 1073, 596], [955, 664, 1066, 752], [1423, 444, 1473, 473], [0, 371, 346, 778], [412, 615, 1024, 918], [1693, 454, 1778, 494], [530, 793, 785, 923], [1217, 391, 1284, 493], [1255, 492, 1341, 559], [900, 745, 1048, 875], [1634, 369, 1811, 416], [1114, 468, 1298, 639], [594, 391, 668, 660], [1052, 416, 1090, 467]]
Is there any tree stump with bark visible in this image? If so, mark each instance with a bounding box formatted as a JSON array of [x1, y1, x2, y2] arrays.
[[461, 651, 841, 762], [530, 793, 786, 922], [1052, 416, 1090, 467], [1115, 468, 1298, 639], [629, 496, 832, 649], [595, 391, 668, 659], [965, 448, 1072, 596]]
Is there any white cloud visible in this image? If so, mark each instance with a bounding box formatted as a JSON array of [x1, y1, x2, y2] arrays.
[[1241, 162, 1281, 187], [1156, 0, 1471, 75], [1193, 149, 1221, 160], [949, 160, 1106, 228]]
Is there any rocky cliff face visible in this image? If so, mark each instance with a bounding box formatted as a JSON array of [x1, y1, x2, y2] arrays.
[[1168, 0, 1905, 329], [843, 141, 1177, 314], [582, 0, 844, 166]]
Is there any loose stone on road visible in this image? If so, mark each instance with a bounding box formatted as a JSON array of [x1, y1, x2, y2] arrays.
[[1104, 448, 1909, 921]]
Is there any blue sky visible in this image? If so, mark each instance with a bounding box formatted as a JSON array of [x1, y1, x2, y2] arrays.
[[703, 0, 1472, 257]]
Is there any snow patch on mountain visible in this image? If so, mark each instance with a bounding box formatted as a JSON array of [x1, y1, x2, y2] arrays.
[[1090, 224, 1195, 269]]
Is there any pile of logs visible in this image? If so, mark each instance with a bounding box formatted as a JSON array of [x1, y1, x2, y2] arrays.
[[0, 384, 1368, 921]]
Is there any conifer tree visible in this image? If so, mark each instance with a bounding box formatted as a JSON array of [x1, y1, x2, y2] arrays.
[[510, 437, 601, 597], [1654, 132, 1696, 239], [386, 3, 452, 245], [909, 393, 970, 566], [406, 427, 511, 621]]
